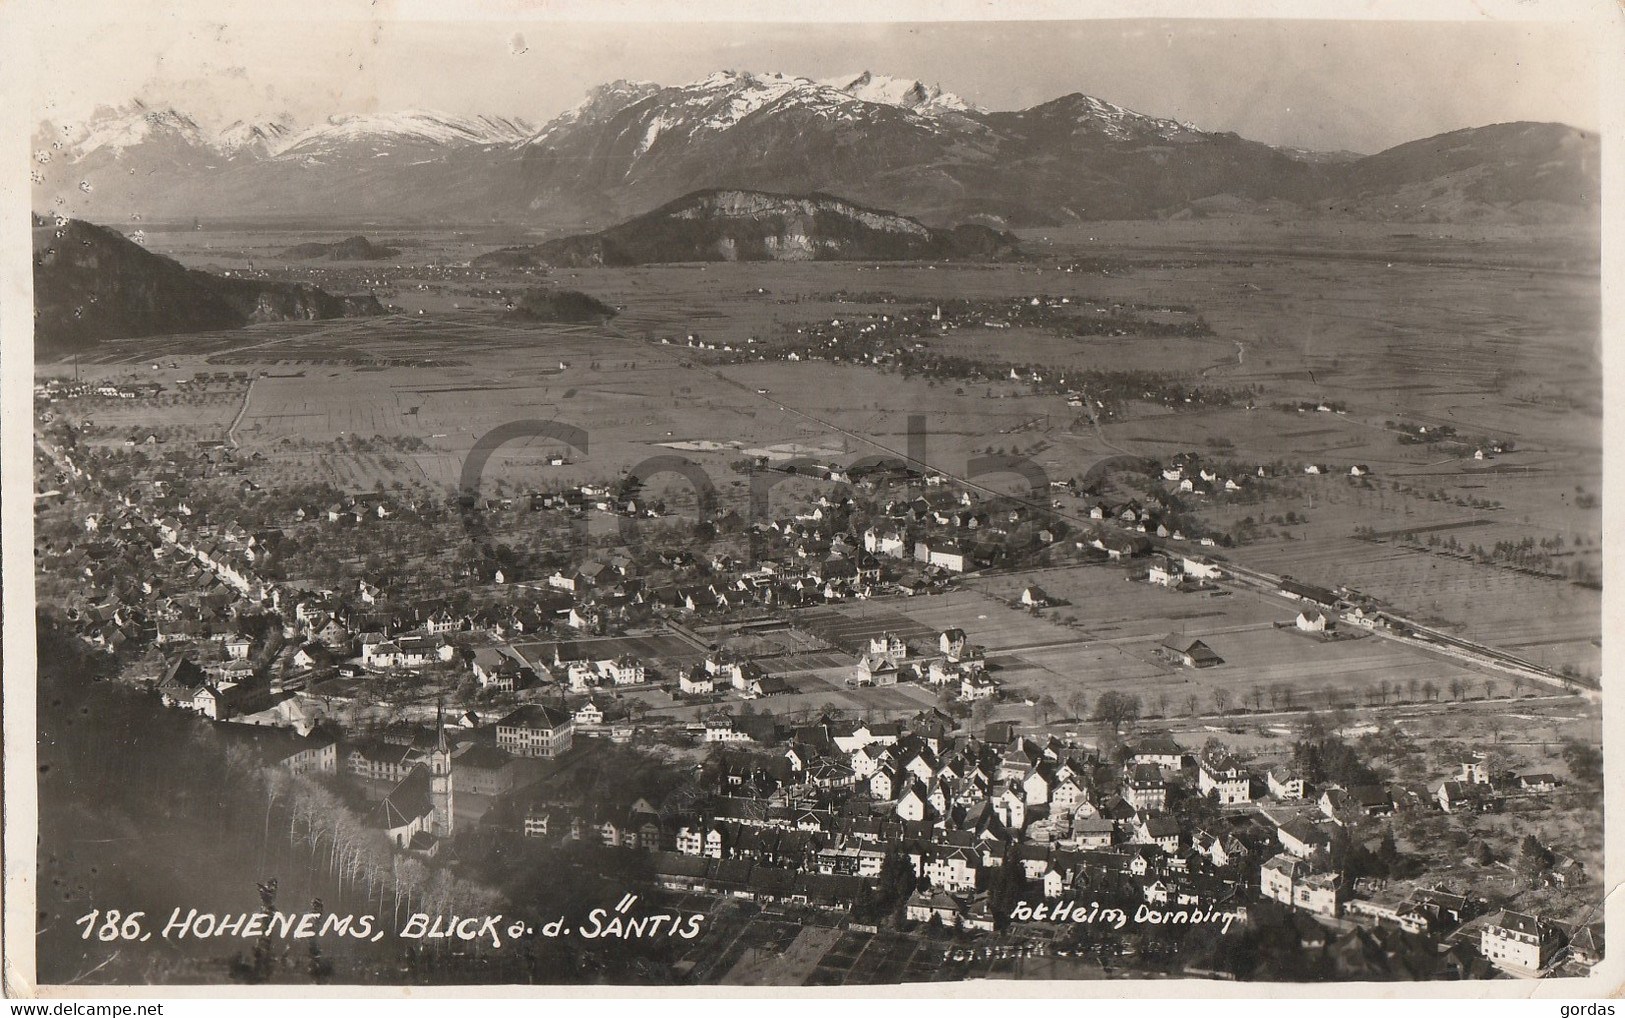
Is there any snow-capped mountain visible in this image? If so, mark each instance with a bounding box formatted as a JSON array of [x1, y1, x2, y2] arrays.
[[30, 72, 1598, 227], [215, 116, 296, 157], [49, 101, 208, 160], [276, 111, 536, 159], [995, 91, 1198, 142], [819, 71, 975, 115]]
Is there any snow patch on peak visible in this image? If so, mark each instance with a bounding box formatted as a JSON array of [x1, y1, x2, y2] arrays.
[[1051, 92, 1198, 140], [820, 71, 976, 114], [216, 117, 294, 155], [277, 110, 535, 157], [58, 101, 207, 157]]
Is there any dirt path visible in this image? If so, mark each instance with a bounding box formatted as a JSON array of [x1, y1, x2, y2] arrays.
[[226, 375, 256, 448]]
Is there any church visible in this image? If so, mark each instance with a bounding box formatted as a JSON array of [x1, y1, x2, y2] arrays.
[[378, 722, 455, 854]]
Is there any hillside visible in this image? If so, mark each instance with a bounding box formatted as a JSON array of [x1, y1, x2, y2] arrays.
[[33, 220, 385, 355], [507, 288, 617, 322], [477, 189, 1020, 267], [278, 235, 401, 261]]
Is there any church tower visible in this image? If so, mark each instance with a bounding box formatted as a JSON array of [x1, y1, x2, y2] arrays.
[[429, 702, 455, 838]]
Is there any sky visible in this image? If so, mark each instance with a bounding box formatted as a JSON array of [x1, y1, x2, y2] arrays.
[[28, 16, 1602, 154]]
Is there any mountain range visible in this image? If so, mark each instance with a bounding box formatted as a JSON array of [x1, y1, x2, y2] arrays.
[[34, 72, 1598, 228]]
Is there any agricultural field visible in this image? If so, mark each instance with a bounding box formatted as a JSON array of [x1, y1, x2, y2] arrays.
[[787, 581, 1509, 725]]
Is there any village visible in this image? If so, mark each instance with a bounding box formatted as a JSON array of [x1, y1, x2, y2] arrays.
[[31, 368, 1605, 983]]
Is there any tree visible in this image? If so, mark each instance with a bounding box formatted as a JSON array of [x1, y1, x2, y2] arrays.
[[1376, 832, 1405, 876], [1066, 691, 1089, 722], [988, 850, 1029, 931], [971, 699, 996, 728], [1092, 691, 1142, 732], [1036, 695, 1058, 725], [1448, 678, 1465, 701], [1212, 688, 1231, 714], [1562, 739, 1602, 786], [1517, 834, 1553, 888]]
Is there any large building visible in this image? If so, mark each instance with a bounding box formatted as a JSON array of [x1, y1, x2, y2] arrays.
[[496, 704, 575, 759], [1480, 910, 1563, 977], [1260, 853, 1341, 917]]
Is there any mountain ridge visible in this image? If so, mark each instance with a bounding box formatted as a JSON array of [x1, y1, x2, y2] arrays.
[[33, 71, 1598, 228]]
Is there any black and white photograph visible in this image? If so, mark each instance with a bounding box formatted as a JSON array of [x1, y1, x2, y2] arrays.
[[5, 0, 1618, 995]]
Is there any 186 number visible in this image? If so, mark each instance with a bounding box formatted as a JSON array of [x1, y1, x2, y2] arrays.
[[74, 909, 150, 941]]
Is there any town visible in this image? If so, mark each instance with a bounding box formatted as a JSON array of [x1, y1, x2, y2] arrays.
[[33, 364, 1602, 983]]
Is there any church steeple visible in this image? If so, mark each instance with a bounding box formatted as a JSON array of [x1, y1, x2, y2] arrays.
[[429, 698, 454, 837]]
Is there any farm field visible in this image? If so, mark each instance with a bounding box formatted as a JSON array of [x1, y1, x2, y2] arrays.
[[778, 578, 1508, 722]]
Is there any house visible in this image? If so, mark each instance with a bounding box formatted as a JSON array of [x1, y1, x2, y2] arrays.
[[1261, 853, 1341, 917], [1267, 768, 1305, 800], [1198, 755, 1252, 806], [1136, 815, 1182, 854], [959, 669, 997, 702], [1295, 609, 1336, 633], [1519, 773, 1562, 793], [853, 654, 900, 687], [494, 704, 574, 759], [1156, 634, 1222, 668], [702, 714, 754, 743], [1127, 735, 1186, 769], [1181, 556, 1223, 582], [1480, 910, 1563, 977], [1124, 764, 1167, 812], [1277, 818, 1333, 859], [896, 782, 933, 822], [680, 666, 715, 696], [1146, 556, 1182, 587], [291, 643, 328, 672], [914, 541, 967, 573], [1437, 780, 1496, 814], [919, 846, 981, 893], [469, 646, 528, 692], [748, 674, 792, 698], [1019, 585, 1054, 607], [905, 890, 966, 926], [1342, 785, 1394, 818], [1565, 922, 1605, 969], [573, 700, 605, 726], [1071, 817, 1116, 850], [864, 527, 909, 559], [1095, 533, 1151, 560]]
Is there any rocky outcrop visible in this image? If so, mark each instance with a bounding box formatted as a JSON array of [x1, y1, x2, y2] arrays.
[[476, 189, 1019, 267]]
